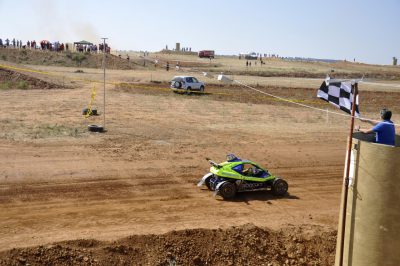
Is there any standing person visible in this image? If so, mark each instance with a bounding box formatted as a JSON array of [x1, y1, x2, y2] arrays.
[[166, 61, 169, 71], [0, 38, 3, 47], [5, 38, 9, 47], [358, 108, 396, 146], [246, 61, 248, 67]]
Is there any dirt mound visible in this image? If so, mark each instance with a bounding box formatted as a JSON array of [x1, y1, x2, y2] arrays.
[[0, 67, 64, 90], [0, 48, 143, 70], [0, 224, 336, 266], [219, 69, 400, 80]]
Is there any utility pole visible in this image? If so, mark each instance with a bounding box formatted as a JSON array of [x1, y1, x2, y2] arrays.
[[101, 37, 108, 131]]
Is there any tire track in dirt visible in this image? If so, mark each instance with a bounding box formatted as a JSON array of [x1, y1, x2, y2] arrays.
[[0, 85, 366, 252]]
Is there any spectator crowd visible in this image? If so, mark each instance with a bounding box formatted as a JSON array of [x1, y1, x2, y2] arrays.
[[0, 37, 110, 54]]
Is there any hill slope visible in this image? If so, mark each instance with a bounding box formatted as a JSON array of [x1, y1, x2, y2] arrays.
[[0, 48, 145, 70]]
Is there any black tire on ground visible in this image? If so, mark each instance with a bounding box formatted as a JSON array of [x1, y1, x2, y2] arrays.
[[82, 108, 98, 116], [88, 124, 104, 133], [272, 178, 288, 196], [205, 176, 213, 191], [200, 86, 205, 92], [219, 182, 237, 199]]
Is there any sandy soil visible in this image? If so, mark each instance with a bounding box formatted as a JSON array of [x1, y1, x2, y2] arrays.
[[0, 80, 353, 248], [9, 62, 400, 92], [0, 60, 399, 264]]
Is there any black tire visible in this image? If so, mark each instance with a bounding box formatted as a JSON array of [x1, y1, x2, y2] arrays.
[[174, 81, 182, 88], [219, 182, 237, 199], [82, 108, 97, 116], [200, 86, 204, 92], [205, 176, 213, 191], [272, 178, 288, 196], [88, 124, 104, 133]]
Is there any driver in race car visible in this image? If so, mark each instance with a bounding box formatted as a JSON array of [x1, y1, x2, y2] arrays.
[[243, 166, 259, 177]]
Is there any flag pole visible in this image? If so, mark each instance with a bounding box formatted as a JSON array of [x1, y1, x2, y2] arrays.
[[338, 82, 358, 266], [101, 37, 108, 131]]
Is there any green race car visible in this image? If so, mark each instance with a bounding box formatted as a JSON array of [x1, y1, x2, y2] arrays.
[[197, 154, 288, 199]]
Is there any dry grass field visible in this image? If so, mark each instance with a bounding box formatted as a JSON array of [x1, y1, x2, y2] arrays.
[[0, 49, 399, 265]]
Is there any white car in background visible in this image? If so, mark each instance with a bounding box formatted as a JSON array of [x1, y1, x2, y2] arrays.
[[170, 76, 205, 92]]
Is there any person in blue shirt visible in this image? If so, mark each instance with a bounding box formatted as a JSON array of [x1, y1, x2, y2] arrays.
[[358, 108, 396, 146]]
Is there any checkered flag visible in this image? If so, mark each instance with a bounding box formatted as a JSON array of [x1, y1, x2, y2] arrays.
[[317, 80, 360, 117]]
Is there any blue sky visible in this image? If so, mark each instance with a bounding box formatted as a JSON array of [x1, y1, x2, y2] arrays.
[[0, 0, 399, 64]]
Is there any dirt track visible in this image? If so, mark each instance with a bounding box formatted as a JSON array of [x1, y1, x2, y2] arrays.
[[1, 83, 348, 245], [0, 68, 399, 264]]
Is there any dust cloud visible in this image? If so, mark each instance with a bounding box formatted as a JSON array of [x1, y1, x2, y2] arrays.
[[33, 0, 100, 42]]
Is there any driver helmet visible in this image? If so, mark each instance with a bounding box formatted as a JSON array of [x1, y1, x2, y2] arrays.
[[252, 167, 260, 175]]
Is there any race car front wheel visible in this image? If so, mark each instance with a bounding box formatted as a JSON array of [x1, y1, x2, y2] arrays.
[[205, 176, 213, 191], [219, 182, 237, 199], [272, 178, 288, 196]]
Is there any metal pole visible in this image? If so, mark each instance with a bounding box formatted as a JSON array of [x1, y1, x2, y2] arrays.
[[101, 37, 108, 130], [339, 82, 358, 266]]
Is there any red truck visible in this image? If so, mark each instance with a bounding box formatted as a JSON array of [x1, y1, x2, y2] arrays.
[[198, 50, 215, 59]]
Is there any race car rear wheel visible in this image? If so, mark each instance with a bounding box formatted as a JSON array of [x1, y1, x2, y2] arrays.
[[219, 182, 237, 199], [272, 178, 288, 196]]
